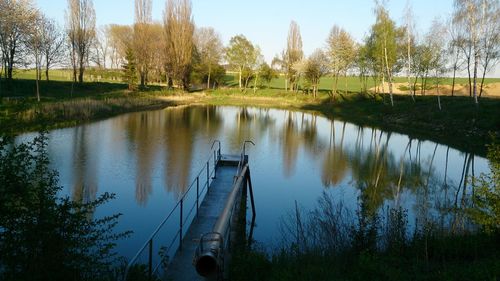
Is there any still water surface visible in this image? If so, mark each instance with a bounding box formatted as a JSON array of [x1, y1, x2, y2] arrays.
[[18, 105, 488, 258]]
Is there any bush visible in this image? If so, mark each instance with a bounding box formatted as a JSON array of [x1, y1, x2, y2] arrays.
[[0, 134, 131, 281], [469, 137, 500, 233]]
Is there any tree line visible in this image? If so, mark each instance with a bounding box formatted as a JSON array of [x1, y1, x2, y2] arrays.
[[0, 0, 499, 104]]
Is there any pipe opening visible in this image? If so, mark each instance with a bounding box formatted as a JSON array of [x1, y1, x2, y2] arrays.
[[195, 254, 218, 277]]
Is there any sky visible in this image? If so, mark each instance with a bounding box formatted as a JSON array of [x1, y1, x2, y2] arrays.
[[35, 0, 499, 77]]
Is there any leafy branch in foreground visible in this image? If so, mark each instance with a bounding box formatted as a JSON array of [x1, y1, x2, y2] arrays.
[[0, 133, 131, 281], [469, 137, 500, 233]]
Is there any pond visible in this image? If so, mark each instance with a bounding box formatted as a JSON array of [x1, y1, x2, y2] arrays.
[[18, 105, 488, 259]]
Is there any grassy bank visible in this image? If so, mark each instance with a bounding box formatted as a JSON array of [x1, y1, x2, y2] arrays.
[[2, 76, 499, 156], [231, 231, 500, 281], [0, 78, 179, 134], [200, 88, 500, 156]]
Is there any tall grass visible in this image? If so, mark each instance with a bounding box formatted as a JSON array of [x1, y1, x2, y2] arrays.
[[231, 189, 500, 281], [235, 137, 500, 280], [1, 97, 170, 134]]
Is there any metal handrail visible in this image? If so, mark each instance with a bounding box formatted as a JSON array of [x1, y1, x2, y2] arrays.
[[194, 140, 256, 278], [194, 163, 250, 277], [237, 140, 254, 175], [123, 141, 222, 281]]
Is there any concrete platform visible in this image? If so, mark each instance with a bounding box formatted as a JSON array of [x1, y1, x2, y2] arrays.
[[164, 164, 238, 281]]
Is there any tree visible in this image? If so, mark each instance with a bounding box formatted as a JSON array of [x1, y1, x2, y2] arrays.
[[194, 27, 223, 89], [163, 0, 194, 91], [249, 47, 264, 93], [0, 0, 37, 80], [134, 0, 153, 87], [355, 43, 372, 93], [258, 62, 278, 88], [25, 11, 45, 102], [0, 134, 130, 281], [425, 19, 448, 110], [225, 35, 255, 90], [91, 26, 110, 70], [66, 0, 96, 83], [209, 64, 226, 88], [367, 4, 400, 106], [122, 47, 137, 91], [147, 23, 167, 85], [469, 138, 500, 233], [326, 25, 356, 99], [40, 18, 65, 81], [300, 49, 328, 99], [452, 0, 497, 104], [284, 21, 303, 92], [478, 0, 500, 97], [448, 18, 466, 97], [404, 1, 417, 100], [107, 24, 133, 69]]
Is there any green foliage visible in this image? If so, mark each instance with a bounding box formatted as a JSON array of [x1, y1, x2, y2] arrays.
[[122, 47, 138, 91], [350, 200, 380, 255], [365, 5, 405, 79], [210, 64, 227, 88], [190, 52, 226, 89], [258, 62, 278, 88], [225, 35, 254, 72], [0, 134, 131, 281], [225, 35, 259, 89], [469, 137, 500, 233], [231, 193, 500, 281]]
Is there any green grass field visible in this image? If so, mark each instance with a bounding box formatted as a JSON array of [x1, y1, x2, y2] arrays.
[[224, 72, 500, 93], [9, 69, 500, 94], [10, 68, 125, 82]]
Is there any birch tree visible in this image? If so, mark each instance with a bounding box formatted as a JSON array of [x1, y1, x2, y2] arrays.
[[66, 0, 96, 83], [25, 12, 44, 101], [452, 0, 495, 104], [355, 43, 372, 93], [326, 25, 356, 99], [426, 20, 448, 110], [448, 18, 465, 97], [479, 0, 500, 97], [404, 1, 417, 100], [368, 4, 399, 106], [225, 35, 255, 90], [250, 47, 264, 93]]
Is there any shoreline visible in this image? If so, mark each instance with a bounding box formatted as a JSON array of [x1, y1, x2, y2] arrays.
[[2, 90, 498, 156]]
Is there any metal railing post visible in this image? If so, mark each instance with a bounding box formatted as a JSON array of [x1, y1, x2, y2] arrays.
[[148, 239, 153, 281], [206, 161, 209, 193], [196, 177, 199, 217], [179, 199, 183, 251], [213, 150, 217, 179]]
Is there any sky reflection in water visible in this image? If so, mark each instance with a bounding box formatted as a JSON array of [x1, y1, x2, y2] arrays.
[[18, 105, 489, 257]]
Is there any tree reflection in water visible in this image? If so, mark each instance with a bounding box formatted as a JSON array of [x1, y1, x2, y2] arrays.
[[50, 105, 484, 244]]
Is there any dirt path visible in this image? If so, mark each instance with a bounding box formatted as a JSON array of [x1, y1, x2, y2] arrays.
[[370, 82, 500, 97]]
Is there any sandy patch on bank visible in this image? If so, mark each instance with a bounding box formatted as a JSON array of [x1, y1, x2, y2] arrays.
[[370, 82, 500, 97], [157, 92, 206, 102]]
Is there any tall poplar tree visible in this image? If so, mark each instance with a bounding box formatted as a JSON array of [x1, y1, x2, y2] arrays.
[[163, 0, 194, 91]]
